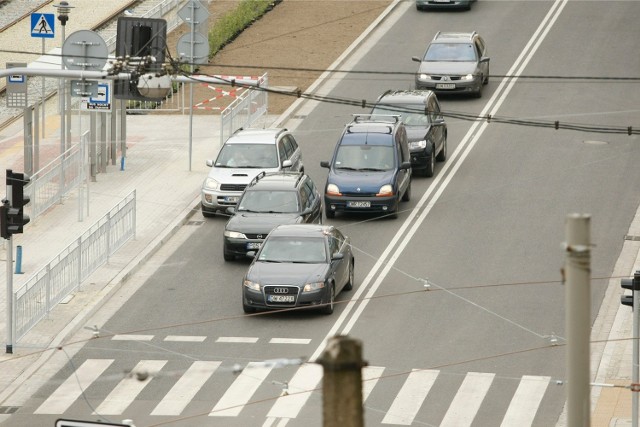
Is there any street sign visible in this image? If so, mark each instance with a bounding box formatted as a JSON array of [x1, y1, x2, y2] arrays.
[[81, 81, 112, 111], [30, 13, 55, 38], [178, 0, 209, 27], [61, 30, 108, 71], [71, 79, 99, 98], [177, 32, 209, 65], [5, 62, 28, 108], [56, 419, 129, 427]]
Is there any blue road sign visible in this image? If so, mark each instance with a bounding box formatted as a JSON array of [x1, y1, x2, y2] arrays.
[[31, 13, 55, 38]]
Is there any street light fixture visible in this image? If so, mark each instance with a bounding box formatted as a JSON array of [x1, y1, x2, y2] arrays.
[[53, 1, 74, 154]]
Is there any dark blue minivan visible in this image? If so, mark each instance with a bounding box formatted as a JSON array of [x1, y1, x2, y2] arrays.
[[320, 115, 412, 219]]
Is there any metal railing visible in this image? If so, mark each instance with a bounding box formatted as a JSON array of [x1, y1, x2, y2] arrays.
[[13, 190, 137, 342], [220, 73, 268, 146], [25, 144, 83, 221]]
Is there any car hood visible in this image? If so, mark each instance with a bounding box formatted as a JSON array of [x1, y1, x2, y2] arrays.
[[248, 262, 329, 285], [406, 126, 430, 142], [418, 61, 477, 75], [206, 166, 279, 184], [329, 169, 396, 193], [226, 213, 300, 234]]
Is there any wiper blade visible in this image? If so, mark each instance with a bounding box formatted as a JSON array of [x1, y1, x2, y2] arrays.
[[335, 166, 358, 171], [360, 167, 386, 172], [262, 259, 282, 263]]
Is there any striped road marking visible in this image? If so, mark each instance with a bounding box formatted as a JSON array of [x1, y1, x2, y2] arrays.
[[440, 372, 495, 427], [164, 335, 207, 342], [210, 362, 274, 416], [362, 366, 385, 402], [382, 369, 439, 425], [501, 375, 551, 426], [216, 337, 259, 343]]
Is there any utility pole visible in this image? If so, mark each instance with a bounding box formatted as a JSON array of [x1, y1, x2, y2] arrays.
[[564, 213, 591, 426], [621, 271, 640, 427], [316, 335, 366, 427]]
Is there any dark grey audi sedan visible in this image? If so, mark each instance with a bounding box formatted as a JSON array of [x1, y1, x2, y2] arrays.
[[242, 224, 354, 315]]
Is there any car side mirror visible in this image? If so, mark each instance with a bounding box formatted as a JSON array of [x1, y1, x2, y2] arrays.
[[480, 56, 490, 63], [226, 206, 236, 215], [206, 159, 214, 167], [433, 117, 445, 124], [282, 159, 293, 169], [246, 251, 256, 259], [320, 161, 330, 168], [300, 207, 312, 216], [400, 161, 412, 170], [411, 56, 422, 63], [331, 252, 344, 261]]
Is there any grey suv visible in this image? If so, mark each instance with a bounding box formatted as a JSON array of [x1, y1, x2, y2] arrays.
[[412, 31, 489, 98], [201, 128, 304, 217], [371, 90, 447, 177]]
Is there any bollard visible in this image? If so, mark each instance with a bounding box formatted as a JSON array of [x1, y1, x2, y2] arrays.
[[120, 156, 125, 171], [15, 245, 23, 274]]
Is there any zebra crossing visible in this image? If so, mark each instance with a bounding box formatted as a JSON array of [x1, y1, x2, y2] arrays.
[[32, 358, 553, 425]]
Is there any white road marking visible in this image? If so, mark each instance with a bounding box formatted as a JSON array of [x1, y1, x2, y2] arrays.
[[164, 335, 207, 342], [266, 363, 322, 419], [95, 360, 167, 415], [501, 375, 551, 426], [151, 361, 220, 416], [34, 359, 113, 414], [210, 362, 274, 416], [382, 369, 438, 425], [362, 366, 385, 402], [440, 372, 495, 427], [269, 338, 311, 344], [216, 336, 259, 343], [111, 334, 154, 341]]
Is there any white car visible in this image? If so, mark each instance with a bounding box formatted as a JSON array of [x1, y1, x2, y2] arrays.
[[201, 128, 304, 217]]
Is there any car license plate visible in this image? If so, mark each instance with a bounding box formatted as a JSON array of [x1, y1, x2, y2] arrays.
[[436, 83, 455, 90], [268, 295, 295, 303], [223, 196, 239, 203], [347, 201, 371, 208], [247, 242, 262, 250], [433, 0, 451, 3]]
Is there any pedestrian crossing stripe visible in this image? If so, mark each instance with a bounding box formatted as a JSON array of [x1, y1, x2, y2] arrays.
[[30, 13, 55, 39], [33, 359, 555, 425]]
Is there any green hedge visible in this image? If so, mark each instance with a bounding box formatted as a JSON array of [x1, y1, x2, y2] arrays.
[[208, 0, 280, 58]]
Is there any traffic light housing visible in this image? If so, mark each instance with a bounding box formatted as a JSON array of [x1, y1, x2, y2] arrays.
[[2, 170, 31, 239], [621, 270, 640, 308]]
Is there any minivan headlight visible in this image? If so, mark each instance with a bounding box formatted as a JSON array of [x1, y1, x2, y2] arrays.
[[204, 177, 219, 190], [419, 73, 431, 80], [224, 230, 247, 239], [377, 185, 394, 197], [409, 140, 427, 150], [326, 183, 341, 196], [461, 74, 474, 81]]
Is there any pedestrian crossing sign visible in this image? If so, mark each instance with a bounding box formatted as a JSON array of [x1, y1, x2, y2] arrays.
[[31, 13, 55, 38]]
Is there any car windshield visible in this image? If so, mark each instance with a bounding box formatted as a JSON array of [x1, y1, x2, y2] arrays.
[[372, 104, 431, 126], [424, 43, 477, 62], [334, 144, 395, 171], [238, 190, 299, 213], [214, 143, 278, 168], [258, 237, 327, 263]]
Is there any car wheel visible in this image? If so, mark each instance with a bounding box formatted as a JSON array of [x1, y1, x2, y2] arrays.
[[484, 67, 489, 85], [388, 201, 399, 219], [402, 179, 411, 202], [325, 204, 335, 219], [321, 284, 335, 314], [416, 5, 423, 11], [436, 136, 447, 162], [424, 148, 435, 177], [474, 81, 483, 98], [344, 260, 354, 291]]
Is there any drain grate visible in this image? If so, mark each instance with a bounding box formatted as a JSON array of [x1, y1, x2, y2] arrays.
[[0, 406, 19, 414], [186, 220, 205, 226]]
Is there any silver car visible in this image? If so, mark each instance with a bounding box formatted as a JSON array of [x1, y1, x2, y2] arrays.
[[412, 31, 490, 98], [201, 128, 304, 217], [416, 0, 475, 11]]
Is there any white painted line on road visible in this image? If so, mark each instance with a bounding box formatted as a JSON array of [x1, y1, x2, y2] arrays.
[[501, 375, 551, 427], [267, 363, 322, 419], [382, 369, 438, 425], [362, 366, 385, 402], [34, 359, 113, 414], [216, 336, 259, 343], [210, 361, 274, 417], [111, 334, 154, 341], [440, 372, 495, 427], [164, 335, 207, 342], [152, 361, 220, 416], [95, 359, 167, 415], [269, 338, 311, 344]]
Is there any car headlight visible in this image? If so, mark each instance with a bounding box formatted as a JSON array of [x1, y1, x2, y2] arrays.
[[243, 279, 261, 291], [377, 184, 394, 197], [204, 177, 219, 190], [326, 183, 341, 196], [418, 73, 431, 80], [409, 140, 427, 150], [303, 282, 325, 292], [224, 230, 247, 239], [461, 74, 474, 81]]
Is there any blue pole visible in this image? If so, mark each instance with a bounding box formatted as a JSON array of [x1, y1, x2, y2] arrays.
[[15, 245, 23, 274], [120, 156, 125, 171]]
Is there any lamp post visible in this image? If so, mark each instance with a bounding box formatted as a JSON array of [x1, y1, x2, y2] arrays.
[[54, 1, 73, 154]]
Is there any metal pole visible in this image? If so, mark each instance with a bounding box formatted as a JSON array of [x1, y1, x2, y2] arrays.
[[633, 272, 640, 427], [5, 235, 13, 354], [41, 38, 46, 139], [564, 213, 591, 427], [60, 22, 66, 155], [188, 1, 195, 171]]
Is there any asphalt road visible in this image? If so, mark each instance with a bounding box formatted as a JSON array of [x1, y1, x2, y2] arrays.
[[8, 1, 640, 426]]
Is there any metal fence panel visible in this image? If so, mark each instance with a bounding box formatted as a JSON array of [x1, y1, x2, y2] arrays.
[[220, 73, 268, 146]]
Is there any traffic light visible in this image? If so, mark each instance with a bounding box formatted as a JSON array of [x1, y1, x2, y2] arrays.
[[621, 270, 640, 308], [3, 170, 31, 238], [0, 200, 9, 239]]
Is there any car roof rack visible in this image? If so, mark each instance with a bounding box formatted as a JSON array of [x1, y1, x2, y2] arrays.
[[351, 113, 400, 124]]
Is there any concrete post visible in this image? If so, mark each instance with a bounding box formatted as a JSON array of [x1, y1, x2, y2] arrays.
[[316, 335, 365, 427], [565, 213, 591, 427]]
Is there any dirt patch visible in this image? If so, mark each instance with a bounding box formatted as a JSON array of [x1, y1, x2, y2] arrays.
[[165, 0, 392, 115]]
